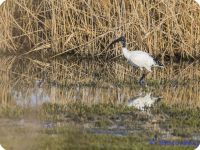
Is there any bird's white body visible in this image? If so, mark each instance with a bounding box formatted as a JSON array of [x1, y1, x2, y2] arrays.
[[122, 47, 157, 72], [108, 36, 163, 85], [0, 145, 5, 150], [195, 0, 200, 6], [0, 0, 5, 6]]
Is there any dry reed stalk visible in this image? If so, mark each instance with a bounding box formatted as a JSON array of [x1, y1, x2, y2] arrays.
[[0, 0, 199, 60], [0, 56, 199, 107], [1, 55, 200, 89]]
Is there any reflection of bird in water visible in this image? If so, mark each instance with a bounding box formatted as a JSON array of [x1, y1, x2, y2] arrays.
[[127, 93, 162, 111], [107, 36, 164, 85], [195, 144, 200, 150]]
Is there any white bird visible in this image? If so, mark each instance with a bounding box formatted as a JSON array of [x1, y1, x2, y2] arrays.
[[195, 0, 200, 6], [107, 36, 164, 85], [127, 93, 162, 111], [0, 0, 5, 6], [0, 145, 5, 150]]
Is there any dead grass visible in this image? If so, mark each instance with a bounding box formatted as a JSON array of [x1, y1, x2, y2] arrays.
[[0, 0, 200, 60]]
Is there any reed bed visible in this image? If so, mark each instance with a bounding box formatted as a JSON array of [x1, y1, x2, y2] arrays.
[[2, 56, 199, 86], [0, 56, 199, 108], [0, 0, 200, 60]]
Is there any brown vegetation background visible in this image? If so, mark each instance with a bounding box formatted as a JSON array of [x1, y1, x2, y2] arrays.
[[0, 0, 200, 60]]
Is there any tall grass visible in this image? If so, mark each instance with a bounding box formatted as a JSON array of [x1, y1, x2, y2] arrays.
[[0, 0, 200, 59]]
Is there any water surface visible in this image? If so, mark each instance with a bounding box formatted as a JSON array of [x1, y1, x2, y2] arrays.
[[0, 56, 199, 149]]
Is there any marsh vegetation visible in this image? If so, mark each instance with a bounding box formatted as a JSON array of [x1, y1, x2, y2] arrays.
[[0, 0, 200, 60], [0, 0, 200, 149], [0, 56, 200, 149]]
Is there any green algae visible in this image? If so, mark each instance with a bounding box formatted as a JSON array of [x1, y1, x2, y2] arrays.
[[1, 103, 200, 150]]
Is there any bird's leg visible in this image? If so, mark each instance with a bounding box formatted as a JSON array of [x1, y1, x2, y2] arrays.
[[139, 70, 149, 86], [139, 73, 146, 85]]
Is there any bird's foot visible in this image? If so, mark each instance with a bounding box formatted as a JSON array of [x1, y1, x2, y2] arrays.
[[139, 73, 148, 87]]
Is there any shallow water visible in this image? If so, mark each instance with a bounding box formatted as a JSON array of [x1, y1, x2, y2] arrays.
[[0, 56, 200, 149]]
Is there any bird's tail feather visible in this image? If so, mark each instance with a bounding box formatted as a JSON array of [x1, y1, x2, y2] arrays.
[[156, 65, 164, 68], [155, 63, 164, 68], [153, 58, 164, 68]]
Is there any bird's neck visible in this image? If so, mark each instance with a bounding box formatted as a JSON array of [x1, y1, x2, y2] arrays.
[[122, 47, 130, 59]]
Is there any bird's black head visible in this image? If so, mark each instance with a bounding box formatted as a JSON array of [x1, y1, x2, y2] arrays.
[[119, 36, 126, 47], [107, 36, 127, 49]]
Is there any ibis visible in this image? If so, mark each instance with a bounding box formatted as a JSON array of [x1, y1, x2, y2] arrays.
[[0, 0, 5, 6], [107, 36, 164, 85], [0, 145, 5, 150], [194, 0, 200, 6]]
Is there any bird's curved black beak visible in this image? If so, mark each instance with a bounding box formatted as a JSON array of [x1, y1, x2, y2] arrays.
[[106, 36, 125, 49]]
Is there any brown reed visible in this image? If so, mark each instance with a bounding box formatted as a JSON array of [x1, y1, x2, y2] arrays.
[[0, 0, 200, 60], [0, 56, 199, 108]]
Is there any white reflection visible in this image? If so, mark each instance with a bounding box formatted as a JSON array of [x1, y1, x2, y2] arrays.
[[195, 144, 200, 150], [128, 93, 162, 111], [13, 80, 50, 107]]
